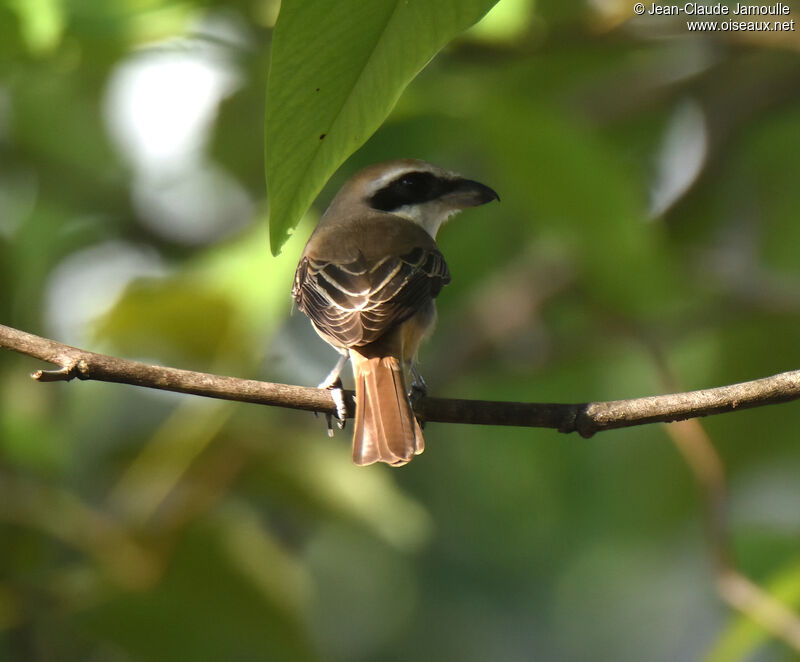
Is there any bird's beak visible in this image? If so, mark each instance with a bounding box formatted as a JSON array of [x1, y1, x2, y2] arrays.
[[444, 178, 500, 209]]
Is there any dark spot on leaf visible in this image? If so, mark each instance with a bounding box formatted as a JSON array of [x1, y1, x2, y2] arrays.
[[315, 87, 320, 92], [319, 133, 326, 140]]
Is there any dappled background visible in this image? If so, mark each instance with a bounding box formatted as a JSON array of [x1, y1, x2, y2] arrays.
[[2, 0, 800, 659]]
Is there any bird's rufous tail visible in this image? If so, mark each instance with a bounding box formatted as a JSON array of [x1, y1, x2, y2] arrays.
[[351, 352, 424, 466]]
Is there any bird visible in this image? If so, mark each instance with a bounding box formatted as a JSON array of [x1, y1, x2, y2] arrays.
[[292, 159, 498, 466]]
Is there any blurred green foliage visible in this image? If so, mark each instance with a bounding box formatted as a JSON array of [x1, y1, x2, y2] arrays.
[[2, 0, 800, 660]]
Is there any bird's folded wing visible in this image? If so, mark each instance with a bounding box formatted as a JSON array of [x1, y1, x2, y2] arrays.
[[292, 246, 450, 348]]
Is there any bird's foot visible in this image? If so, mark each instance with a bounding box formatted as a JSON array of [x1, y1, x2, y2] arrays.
[[408, 367, 428, 401], [408, 369, 427, 430], [317, 377, 346, 436]]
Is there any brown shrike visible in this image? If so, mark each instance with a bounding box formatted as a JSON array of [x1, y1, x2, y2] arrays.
[[292, 159, 498, 466]]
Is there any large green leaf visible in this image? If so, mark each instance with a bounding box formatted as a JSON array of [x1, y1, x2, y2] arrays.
[[264, 0, 499, 255]]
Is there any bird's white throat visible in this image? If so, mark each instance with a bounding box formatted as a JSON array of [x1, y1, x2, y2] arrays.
[[391, 201, 462, 239]]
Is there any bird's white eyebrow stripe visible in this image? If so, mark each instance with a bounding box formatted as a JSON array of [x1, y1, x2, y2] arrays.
[[365, 163, 456, 196]]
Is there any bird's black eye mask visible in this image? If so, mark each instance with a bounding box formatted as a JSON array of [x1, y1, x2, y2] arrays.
[[368, 171, 456, 212]]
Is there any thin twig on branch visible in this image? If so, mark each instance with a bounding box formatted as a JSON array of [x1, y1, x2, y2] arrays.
[[1, 323, 799, 437]]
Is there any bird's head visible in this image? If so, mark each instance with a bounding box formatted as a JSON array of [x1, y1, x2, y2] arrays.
[[326, 159, 499, 238]]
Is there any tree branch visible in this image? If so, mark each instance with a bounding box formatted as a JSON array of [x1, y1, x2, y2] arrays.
[[2, 323, 800, 437]]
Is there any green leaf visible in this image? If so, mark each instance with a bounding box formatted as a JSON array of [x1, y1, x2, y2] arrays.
[[264, 0, 499, 255]]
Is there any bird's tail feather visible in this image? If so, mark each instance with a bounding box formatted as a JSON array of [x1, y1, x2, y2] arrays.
[[351, 354, 424, 466]]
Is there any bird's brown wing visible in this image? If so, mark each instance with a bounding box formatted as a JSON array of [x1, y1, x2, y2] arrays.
[[292, 245, 450, 348]]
